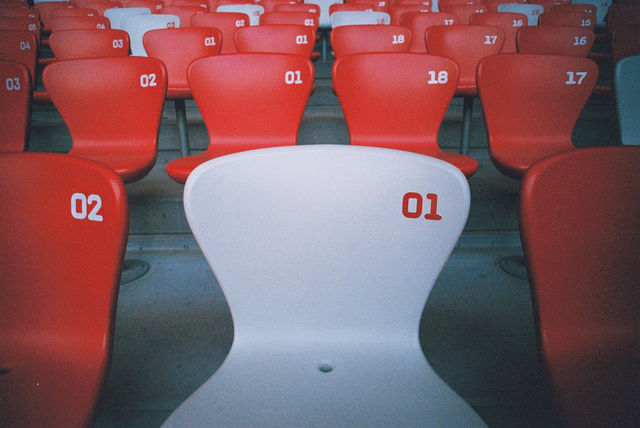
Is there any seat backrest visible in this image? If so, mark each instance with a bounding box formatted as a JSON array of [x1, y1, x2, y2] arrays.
[[387, 3, 430, 25], [273, 2, 321, 15], [329, 2, 377, 14], [82, 1, 123, 16], [120, 13, 180, 56], [259, 11, 319, 32], [330, 10, 390, 26], [34, 0, 75, 31], [42, 56, 166, 182], [0, 59, 31, 152], [516, 25, 594, 57], [519, 146, 640, 427], [439, 3, 487, 24], [400, 11, 457, 52], [330, 24, 410, 57], [184, 144, 470, 356], [126, 0, 166, 12], [215, 4, 263, 25], [234, 24, 315, 58], [161, 5, 205, 25], [0, 151, 128, 427], [0, 16, 42, 43], [0, 7, 40, 20], [104, 6, 151, 29], [0, 29, 37, 87], [143, 26, 221, 90], [49, 14, 111, 31], [49, 28, 130, 59], [470, 11, 526, 53], [260, 0, 301, 13], [571, 0, 610, 25], [610, 24, 640, 65], [312, 0, 343, 29], [190, 11, 247, 53], [550, 2, 597, 14], [332, 52, 458, 152], [477, 54, 598, 164], [538, 10, 596, 29], [615, 55, 640, 146], [425, 24, 504, 95], [188, 53, 313, 155], [49, 5, 98, 20], [497, 2, 543, 25]]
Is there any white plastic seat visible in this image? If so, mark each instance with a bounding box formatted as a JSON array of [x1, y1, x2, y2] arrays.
[[497, 3, 543, 25], [330, 10, 390, 27], [615, 55, 640, 146], [162, 145, 486, 427], [104, 7, 151, 29], [121, 13, 181, 56], [216, 4, 264, 25]]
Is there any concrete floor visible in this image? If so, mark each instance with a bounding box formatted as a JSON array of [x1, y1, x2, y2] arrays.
[[28, 45, 620, 427]]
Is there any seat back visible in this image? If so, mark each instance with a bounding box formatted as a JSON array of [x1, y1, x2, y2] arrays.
[[387, 4, 430, 24], [477, 54, 598, 178], [143, 26, 220, 91], [551, 3, 597, 14], [126, 0, 166, 12], [470, 11, 526, 53], [439, 3, 487, 24], [164, 144, 484, 426], [49, 14, 111, 31], [615, 55, 640, 146], [161, 5, 205, 25], [425, 24, 504, 95], [0, 152, 128, 427], [215, 3, 263, 25], [330, 24, 410, 57], [497, 2, 543, 25], [572, 0, 609, 26], [82, 1, 123, 16], [273, 2, 320, 15], [0, 30, 37, 86], [49, 5, 98, 20], [34, 0, 75, 31], [516, 25, 595, 57], [234, 24, 316, 58], [330, 10, 390, 26], [43, 56, 166, 182], [188, 53, 313, 157], [104, 6, 150, 29], [400, 11, 457, 52], [333, 52, 457, 153], [519, 146, 640, 427], [0, 16, 42, 43], [190, 11, 247, 53], [0, 7, 40, 20], [610, 24, 640, 65], [259, 11, 319, 32], [49, 28, 130, 59], [538, 10, 596, 29], [0, 59, 31, 152], [121, 13, 180, 55]]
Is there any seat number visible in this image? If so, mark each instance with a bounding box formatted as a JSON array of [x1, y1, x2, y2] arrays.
[[285, 70, 303, 84], [113, 39, 124, 48], [235, 19, 245, 27], [402, 192, 442, 221], [392, 34, 405, 44], [574, 36, 588, 45], [484, 35, 497, 44], [565, 71, 587, 85], [296, 35, 308, 45], [204, 36, 217, 46], [140, 73, 157, 87], [71, 193, 103, 222], [427, 70, 448, 84], [5, 78, 20, 91], [512, 19, 524, 26]]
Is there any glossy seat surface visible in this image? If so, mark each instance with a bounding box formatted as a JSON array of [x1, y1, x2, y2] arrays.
[[331, 24, 411, 57], [333, 52, 478, 177], [49, 28, 130, 59], [163, 144, 486, 427], [519, 146, 640, 427], [477, 53, 598, 179], [49, 14, 111, 31], [43, 56, 167, 183], [400, 11, 458, 52], [470, 11, 527, 53], [0, 152, 129, 427], [0, 59, 31, 152], [190, 11, 248, 53], [235, 24, 316, 58]]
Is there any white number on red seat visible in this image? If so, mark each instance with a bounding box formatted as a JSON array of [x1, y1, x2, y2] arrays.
[[574, 36, 587, 45], [392, 34, 405, 44], [285, 70, 303, 84], [484, 35, 497, 44], [512, 19, 524, 26], [236, 19, 245, 27], [71, 193, 103, 222], [140, 73, 157, 87], [204, 36, 217, 46], [296, 34, 308, 44], [565, 71, 587, 85], [113, 39, 124, 48], [427, 70, 448, 84], [20, 41, 30, 50], [5, 77, 20, 91]]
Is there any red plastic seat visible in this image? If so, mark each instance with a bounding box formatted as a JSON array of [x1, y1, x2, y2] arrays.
[[550, 2, 597, 14], [49, 28, 129, 59], [0, 16, 41, 44], [34, 1, 76, 33], [235, 24, 316, 59], [426, 24, 504, 155], [144, 26, 221, 156], [0, 29, 37, 87], [80, 1, 123, 16], [439, 3, 487, 24], [0, 152, 129, 428], [161, 5, 206, 25], [387, 3, 430, 24], [519, 146, 640, 427], [330, 24, 411, 58], [49, 5, 98, 21], [273, 2, 320, 15], [190, 11, 248, 53], [470, 11, 527, 53], [538, 10, 597, 29], [259, 11, 320, 60], [0, 59, 31, 152], [516, 25, 594, 57], [43, 56, 167, 183], [0, 7, 40, 20], [610, 24, 640, 65], [329, 2, 377, 14], [49, 15, 111, 31], [165, 53, 314, 184], [260, 0, 301, 13], [400, 11, 458, 53], [332, 52, 478, 178], [477, 53, 598, 179]]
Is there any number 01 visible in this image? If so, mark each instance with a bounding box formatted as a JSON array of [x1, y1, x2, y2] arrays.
[[402, 192, 442, 221]]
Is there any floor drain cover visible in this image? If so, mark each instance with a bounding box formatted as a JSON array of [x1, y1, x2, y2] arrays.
[[121, 259, 150, 285], [499, 255, 528, 281]]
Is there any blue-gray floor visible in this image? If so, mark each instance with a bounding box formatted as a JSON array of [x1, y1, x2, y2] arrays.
[[30, 52, 619, 427]]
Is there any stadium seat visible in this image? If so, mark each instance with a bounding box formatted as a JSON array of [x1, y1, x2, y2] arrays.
[[333, 52, 478, 178], [120, 13, 180, 56], [516, 26, 595, 57], [470, 11, 526, 53], [387, 3, 430, 24], [43, 56, 167, 183], [330, 10, 390, 26], [161, 5, 205, 25], [259, 11, 320, 60], [126, 0, 166, 13], [519, 146, 640, 427], [610, 24, 640, 65], [104, 6, 151, 29], [49, 28, 130, 59], [49, 14, 111, 31], [190, 11, 248, 53], [400, 11, 458, 53], [425, 24, 504, 155], [49, 6, 98, 20], [0, 59, 31, 152], [216, 3, 263, 25], [0, 152, 129, 427], [439, 3, 487, 24], [497, 3, 543, 25], [144, 26, 221, 156], [572, 0, 609, 26], [166, 53, 314, 184], [477, 54, 598, 179], [273, 2, 320, 14], [615, 55, 640, 145], [330, 24, 410, 58], [538, 10, 596, 29], [162, 144, 486, 427], [235, 24, 316, 59], [34, 0, 75, 33], [81, 1, 123, 16]]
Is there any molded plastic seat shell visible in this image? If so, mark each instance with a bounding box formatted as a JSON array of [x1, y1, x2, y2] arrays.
[[400, 11, 458, 52], [49, 28, 130, 59], [330, 24, 411, 57], [190, 11, 248, 53], [235, 25, 316, 58], [516, 25, 595, 57], [0, 59, 31, 152]]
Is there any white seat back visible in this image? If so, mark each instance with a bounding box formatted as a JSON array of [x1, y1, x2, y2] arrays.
[[121, 14, 180, 56], [104, 7, 151, 30], [330, 10, 390, 27], [615, 55, 640, 146]]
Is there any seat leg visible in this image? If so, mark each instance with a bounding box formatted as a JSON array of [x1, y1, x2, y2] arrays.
[[175, 99, 190, 157], [460, 96, 473, 156]]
